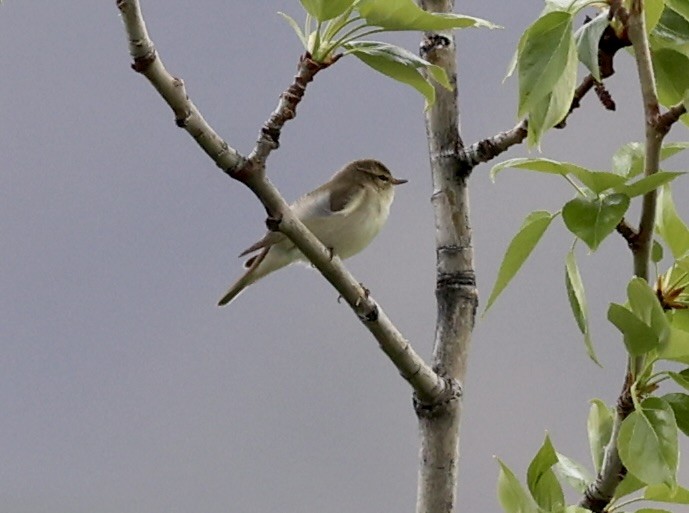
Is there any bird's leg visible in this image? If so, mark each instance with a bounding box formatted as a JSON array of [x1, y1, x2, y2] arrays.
[[265, 214, 282, 232]]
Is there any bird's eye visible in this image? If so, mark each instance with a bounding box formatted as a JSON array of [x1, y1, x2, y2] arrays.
[[378, 174, 389, 182]]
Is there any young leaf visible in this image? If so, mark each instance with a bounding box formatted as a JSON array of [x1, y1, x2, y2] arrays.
[[562, 193, 630, 251], [299, 0, 355, 21], [575, 12, 609, 81], [618, 397, 679, 487], [554, 453, 592, 493], [344, 41, 450, 106], [497, 459, 538, 513], [565, 249, 600, 365], [526, 435, 565, 511], [656, 184, 689, 259], [484, 211, 556, 313], [587, 399, 613, 472], [662, 392, 689, 436], [517, 11, 574, 118], [356, 0, 499, 31], [608, 303, 659, 355], [278, 12, 308, 48], [615, 171, 684, 198]]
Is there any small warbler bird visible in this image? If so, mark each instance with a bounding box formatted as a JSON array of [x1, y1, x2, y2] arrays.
[[218, 159, 406, 306]]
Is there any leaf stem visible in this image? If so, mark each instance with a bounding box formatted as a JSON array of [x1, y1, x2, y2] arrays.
[[563, 174, 588, 196]]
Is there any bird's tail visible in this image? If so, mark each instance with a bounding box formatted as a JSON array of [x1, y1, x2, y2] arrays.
[[217, 249, 269, 306], [217, 246, 296, 306]]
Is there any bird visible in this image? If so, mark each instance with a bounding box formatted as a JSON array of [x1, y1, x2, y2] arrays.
[[218, 159, 407, 306]]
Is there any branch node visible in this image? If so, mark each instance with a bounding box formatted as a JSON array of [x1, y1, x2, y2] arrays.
[[413, 376, 462, 418], [437, 270, 476, 290], [616, 218, 639, 249], [131, 52, 156, 73], [419, 34, 452, 58]]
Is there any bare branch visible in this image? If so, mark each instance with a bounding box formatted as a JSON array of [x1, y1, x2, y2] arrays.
[[116, 0, 243, 170], [116, 0, 446, 401]]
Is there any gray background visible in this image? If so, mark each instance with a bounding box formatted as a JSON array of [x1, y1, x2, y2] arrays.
[[2, 1, 688, 512]]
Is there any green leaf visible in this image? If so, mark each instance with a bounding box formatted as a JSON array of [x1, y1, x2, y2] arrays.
[[618, 397, 678, 487], [356, 0, 498, 31], [490, 157, 571, 181], [652, 240, 665, 262], [545, 0, 606, 13], [646, 483, 689, 504], [299, 0, 355, 21], [587, 399, 613, 472], [612, 142, 645, 177], [562, 193, 630, 251], [668, 369, 689, 391], [666, 0, 689, 24], [610, 141, 689, 179], [646, 0, 667, 33], [659, 326, 689, 363], [344, 41, 450, 106], [575, 13, 609, 80], [484, 211, 556, 313], [517, 12, 574, 118], [568, 169, 627, 195], [608, 303, 659, 355], [660, 141, 689, 162], [641, 507, 676, 513], [653, 48, 689, 107], [662, 393, 689, 436], [616, 171, 685, 198], [490, 157, 626, 194], [526, 435, 564, 511], [627, 276, 670, 344], [565, 249, 600, 365], [525, 42, 578, 147], [613, 472, 646, 500], [653, 7, 689, 48], [554, 453, 592, 493], [657, 184, 689, 259], [497, 459, 538, 513]]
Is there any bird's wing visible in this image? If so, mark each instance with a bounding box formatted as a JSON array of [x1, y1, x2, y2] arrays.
[[238, 231, 286, 257], [297, 182, 366, 218]]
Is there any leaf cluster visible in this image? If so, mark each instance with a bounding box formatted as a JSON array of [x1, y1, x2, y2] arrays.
[[281, 0, 497, 105]]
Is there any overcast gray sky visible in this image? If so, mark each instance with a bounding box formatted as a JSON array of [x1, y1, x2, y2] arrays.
[[2, 1, 689, 513]]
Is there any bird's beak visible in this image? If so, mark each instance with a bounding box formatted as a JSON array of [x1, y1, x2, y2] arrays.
[[392, 177, 408, 185]]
